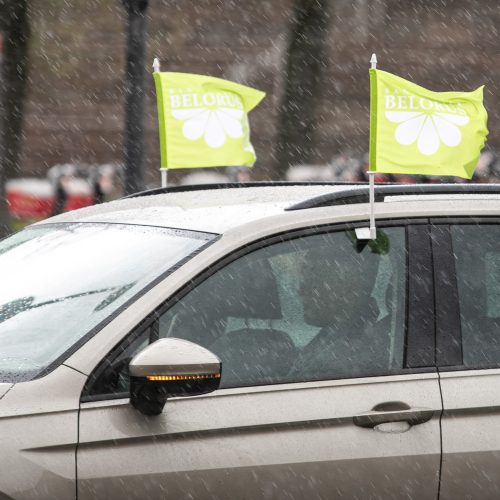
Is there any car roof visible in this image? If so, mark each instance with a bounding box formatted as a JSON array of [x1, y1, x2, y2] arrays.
[[37, 182, 500, 234], [37, 184, 360, 233]]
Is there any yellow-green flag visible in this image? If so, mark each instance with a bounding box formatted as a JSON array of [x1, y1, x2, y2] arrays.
[[369, 69, 488, 179], [153, 72, 265, 169]]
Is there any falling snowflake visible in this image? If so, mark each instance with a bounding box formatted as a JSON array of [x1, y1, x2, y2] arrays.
[[385, 111, 470, 155], [172, 108, 244, 148]]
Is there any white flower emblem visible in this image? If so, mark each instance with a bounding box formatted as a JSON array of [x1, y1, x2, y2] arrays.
[[385, 111, 470, 155], [172, 108, 244, 149]]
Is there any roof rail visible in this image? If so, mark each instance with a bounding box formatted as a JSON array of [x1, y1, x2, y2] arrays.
[[125, 181, 366, 198], [286, 183, 500, 211]]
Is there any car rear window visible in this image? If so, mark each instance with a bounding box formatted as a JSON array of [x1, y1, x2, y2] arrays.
[[452, 224, 500, 367]]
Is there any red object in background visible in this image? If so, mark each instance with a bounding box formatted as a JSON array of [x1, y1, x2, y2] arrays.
[[6, 179, 55, 219], [60, 177, 96, 212], [64, 193, 95, 212], [6, 178, 95, 220], [7, 190, 54, 218], [373, 173, 392, 183]]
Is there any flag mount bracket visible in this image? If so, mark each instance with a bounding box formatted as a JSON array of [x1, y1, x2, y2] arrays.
[[355, 170, 377, 240]]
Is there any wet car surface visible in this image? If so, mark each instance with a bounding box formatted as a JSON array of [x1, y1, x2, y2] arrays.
[[0, 183, 499, 499]]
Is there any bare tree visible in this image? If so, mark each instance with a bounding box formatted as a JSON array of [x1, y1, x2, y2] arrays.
[[122, 0, 148, 195], [273, 0, 332, 179], [0, 0, 30, 236]]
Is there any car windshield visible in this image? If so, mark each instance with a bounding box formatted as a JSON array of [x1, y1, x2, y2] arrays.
[[0, 222, 213, 383]]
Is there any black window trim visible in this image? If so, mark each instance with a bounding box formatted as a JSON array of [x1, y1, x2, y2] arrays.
[[430, 224, 462, 366], [82, 217, 436, 403]]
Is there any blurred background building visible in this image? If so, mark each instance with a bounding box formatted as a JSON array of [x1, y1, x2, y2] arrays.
[[10, 0, 500, 181], [1, 0, 500, 230]]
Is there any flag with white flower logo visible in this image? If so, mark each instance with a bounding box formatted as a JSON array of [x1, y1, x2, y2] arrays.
[[369, 69, 488, 179], [153, 72, 265, 169]]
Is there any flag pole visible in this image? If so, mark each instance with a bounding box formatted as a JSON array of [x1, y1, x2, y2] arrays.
[[153, 57, 168, 188], [368, 53, 377, 239], [355, 53, 377, 240], [161, 167, 168, 188]]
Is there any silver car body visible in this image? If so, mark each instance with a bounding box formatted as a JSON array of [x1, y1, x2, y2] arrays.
[[1, 185, 500, 498]]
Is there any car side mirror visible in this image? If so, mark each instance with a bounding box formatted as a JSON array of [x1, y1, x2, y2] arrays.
[[129, 338, 221, 416]]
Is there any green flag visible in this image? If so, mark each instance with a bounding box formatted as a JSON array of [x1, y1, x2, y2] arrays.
[[153, 72, 265, 169], [369, 69, 488, 179]]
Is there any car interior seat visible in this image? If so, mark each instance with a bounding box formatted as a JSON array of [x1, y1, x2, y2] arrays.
[[204, 255, 297, 387], [162, 253, 297, 387]]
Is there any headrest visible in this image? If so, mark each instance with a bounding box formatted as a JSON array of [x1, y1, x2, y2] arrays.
[[205, 254, 282, 320], [299, 233, 383, 328]]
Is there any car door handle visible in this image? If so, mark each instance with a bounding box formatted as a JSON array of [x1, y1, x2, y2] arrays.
[[353, 407, 435, 429]]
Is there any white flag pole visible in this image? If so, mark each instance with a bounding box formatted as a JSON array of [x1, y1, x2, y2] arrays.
[[153, 57, 160, 73], [161, 166, 168, 189], [368, 53, 377, 239], [153, 57, 168, 188], [355, 53, 377, 241]]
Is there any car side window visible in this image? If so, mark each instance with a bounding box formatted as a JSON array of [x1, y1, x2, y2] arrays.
[[158, 227, 407, 388], [451, 225, 500, 367], [85, 227, 407, 398]]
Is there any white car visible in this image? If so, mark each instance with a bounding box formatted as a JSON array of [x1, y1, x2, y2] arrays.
[[0, 182, 498, 499]]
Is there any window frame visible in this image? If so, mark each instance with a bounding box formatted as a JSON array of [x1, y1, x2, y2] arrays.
[[82, 218, 436, 403]]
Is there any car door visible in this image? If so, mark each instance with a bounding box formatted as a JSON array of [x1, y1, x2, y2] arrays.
[[77, 222, 442, 499], [434, 220, 500, 499]]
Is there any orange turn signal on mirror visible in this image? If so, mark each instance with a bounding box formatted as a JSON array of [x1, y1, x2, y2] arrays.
[[146, 373, 221, 382]]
